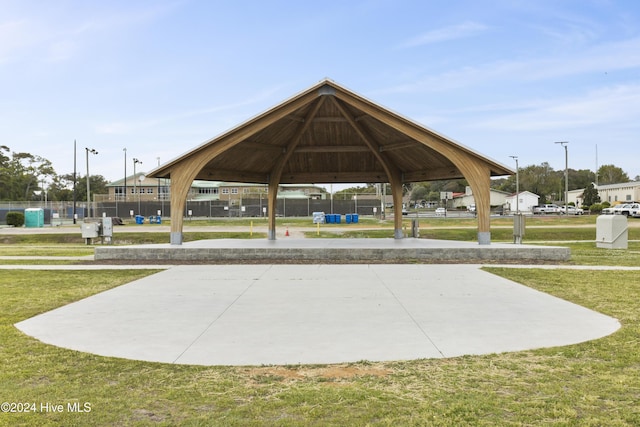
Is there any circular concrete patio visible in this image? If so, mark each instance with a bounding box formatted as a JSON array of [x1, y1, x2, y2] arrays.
[[15, 264, 620, 366]]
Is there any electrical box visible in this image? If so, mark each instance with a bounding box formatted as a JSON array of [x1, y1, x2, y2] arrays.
[[101, 216, 113, 244], [81, 222, 100, 239], [596, 214, 628, 249]]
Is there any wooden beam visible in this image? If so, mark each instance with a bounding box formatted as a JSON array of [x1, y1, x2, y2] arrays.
[[196, 169, 269, 183], [312, 117, 348, 122], [379, 140, 419, 152], [294, 146, 370, 153], [278, 171, 388, 183], [403, 167, 463, 182], [236, 141, 284, 152]]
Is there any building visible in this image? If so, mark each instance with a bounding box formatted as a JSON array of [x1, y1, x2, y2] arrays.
[[505, 191, 540, 214], [452, 186, 511, 209], [104, 175, 326, 204], [569, 181, 640, 207]]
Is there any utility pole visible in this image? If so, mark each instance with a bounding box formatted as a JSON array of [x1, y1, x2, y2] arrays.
[[509, 155, 519, 214], [555, 141, 569, 212], [85, 147, 98, 217]]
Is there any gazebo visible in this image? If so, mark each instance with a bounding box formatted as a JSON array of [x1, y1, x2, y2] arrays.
[[148, 79, 513, 245]]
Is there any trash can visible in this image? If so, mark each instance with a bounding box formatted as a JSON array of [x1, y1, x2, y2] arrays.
[[335, 214, 341, 224], [135, 215, 144, 224], [148, 216, 155, 224], [325, 214, 333, 224], [345, 214, 352, 224], [352, 213, 359, 223], [156, 216, 162, 224]]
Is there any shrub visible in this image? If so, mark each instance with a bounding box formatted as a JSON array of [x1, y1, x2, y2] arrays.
[[589, 203, 603, 214], [602, 201, 611, 208], [6, 211, 25, 227]]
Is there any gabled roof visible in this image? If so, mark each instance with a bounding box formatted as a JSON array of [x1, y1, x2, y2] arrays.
[[149, 79, 513, 184]]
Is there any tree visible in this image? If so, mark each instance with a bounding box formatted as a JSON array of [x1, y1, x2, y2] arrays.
[[518, 162, 561, 204], [568, 169, 596, 191], [597, 164, 629, 185], [582, 183, 601, 207]]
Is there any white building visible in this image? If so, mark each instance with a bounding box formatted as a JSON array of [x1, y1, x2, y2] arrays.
[[505, 191, 540, 214], [569, 181, 640, 207], [452, 186, 510, 209]]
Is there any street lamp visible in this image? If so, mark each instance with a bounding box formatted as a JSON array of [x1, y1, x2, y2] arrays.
[[555, 141, 569, 212], [509, 155, 519, 214], [133, 158, 142, 214], [123, 148, 127, 202], [85, 148, 98, 217]]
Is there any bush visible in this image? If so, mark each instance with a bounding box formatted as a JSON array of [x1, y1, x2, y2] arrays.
[[602, 201, 611, 208], [589, 203, 603, 214], [6, 211, 24, 227]]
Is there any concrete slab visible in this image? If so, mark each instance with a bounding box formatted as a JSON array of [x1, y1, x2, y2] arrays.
[[15, 264, 619, 366], [94, 238, 570, 262]]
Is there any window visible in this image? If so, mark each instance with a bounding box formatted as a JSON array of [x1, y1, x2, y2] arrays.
[[626, 195, 632, 201], [222, 188, 229, 194], [231, 188, 238, 194]]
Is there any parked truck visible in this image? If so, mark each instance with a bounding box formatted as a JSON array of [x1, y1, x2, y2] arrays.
[[532, 204, 561, 214], [602, 203, 640, 217]]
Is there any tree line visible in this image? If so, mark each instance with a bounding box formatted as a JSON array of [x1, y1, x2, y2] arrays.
[[1, 145, 636, 206], [337, 162, 636, 207], [0, 146, 109, 202]]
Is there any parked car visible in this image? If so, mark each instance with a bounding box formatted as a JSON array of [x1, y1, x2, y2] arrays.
[[602, 203, 640, 217], [532, 204, 561, 214], [435, 207, 446, 216], [559, 206, 583, 215]]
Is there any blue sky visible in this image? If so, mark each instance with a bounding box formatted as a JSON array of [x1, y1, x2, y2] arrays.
[[2, 0, 639, 188]]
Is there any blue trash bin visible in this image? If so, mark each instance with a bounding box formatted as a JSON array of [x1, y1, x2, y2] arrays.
[[156, 216, 162, 224], [335, 214, 341, 224], [135, 215, 144, 224], [345, 214, 352, 224], [148, 216, 155, 224], [352, 213, 359, 223], [325, 214, 332, 224]]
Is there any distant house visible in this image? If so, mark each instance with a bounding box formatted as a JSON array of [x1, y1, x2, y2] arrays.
[[505, 191, 540, 214], [452, 186, 510, 209]]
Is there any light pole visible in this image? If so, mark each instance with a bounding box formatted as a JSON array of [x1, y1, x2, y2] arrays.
[[555, 141, 569, 212], [509, 155, 519, 214], [133, 158, 142, 215], [123, 148, 127, 202], [85, 147, 98, 217]]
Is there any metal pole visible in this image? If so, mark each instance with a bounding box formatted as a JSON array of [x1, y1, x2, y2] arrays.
[[555, 142, 569, 211], [133, 158, 142, 215], [73, 140, 77, 224], [123, 148, 127, 203], [85, 148, 98, 217], [510, 156, 519, 213]]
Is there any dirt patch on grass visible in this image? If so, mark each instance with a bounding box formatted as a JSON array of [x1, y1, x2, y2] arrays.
[[245, 364, 392, 384]]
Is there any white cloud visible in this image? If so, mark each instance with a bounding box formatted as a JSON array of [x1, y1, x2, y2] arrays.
[[470, 84, 640, 132], [399, 21, 489, 48]]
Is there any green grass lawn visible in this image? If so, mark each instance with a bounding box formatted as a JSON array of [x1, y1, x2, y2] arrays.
[[1, 268, 639, 425]]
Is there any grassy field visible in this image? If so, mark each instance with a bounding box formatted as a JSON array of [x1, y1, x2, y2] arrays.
[[1, 268, 639, 425]]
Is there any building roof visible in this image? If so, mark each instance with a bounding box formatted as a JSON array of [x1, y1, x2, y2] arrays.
[[148, 79, 512, 185]]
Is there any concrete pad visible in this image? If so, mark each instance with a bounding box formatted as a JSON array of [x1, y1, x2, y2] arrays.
[[94, 238, 571, 262], [15, 265, 620, 366]]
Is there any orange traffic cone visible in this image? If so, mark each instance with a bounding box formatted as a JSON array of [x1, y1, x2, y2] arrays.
[[285, 228, 290, 237]]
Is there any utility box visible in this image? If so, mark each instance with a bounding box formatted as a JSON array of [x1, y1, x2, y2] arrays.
[[101, 216, 113, 243], [513, 213, 525, 244], [596, 214, 628, 249], [411, 219, 420, 238], [81, 221, 100, 240]]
